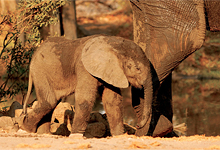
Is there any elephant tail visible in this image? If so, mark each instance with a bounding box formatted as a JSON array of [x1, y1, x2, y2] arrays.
[[23, 73, 33, 115]]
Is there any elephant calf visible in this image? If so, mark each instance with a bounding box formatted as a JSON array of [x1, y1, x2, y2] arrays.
[[17, 35, 154, 136]]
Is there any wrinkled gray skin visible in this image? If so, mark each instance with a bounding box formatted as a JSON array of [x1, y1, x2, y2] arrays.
[[130, 0, 220, 136], [18, 35, 154, 136]]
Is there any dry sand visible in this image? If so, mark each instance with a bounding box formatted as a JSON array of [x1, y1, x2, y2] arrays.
[[0, 130, 220, 150]]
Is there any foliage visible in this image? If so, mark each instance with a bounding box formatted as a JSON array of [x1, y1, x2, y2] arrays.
[[0, 0, 66, 103]]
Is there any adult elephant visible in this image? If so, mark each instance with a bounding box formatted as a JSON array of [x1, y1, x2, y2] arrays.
[[130, 0, 220, 136]]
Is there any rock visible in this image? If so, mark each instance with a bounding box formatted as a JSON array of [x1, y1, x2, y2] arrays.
[[86, 112, 111, 137], [52, 123, 71, 136], [51, 102, 74, 131], [37, 122, 51, 134], [14, 109, 23, 118], [8, 101, 23, 117], [50, 123, 60, 133], [89, 112, 109, 127], [0, 116, 19, 132], [0, 116, 14, 127], [84, 122, 106, 138]]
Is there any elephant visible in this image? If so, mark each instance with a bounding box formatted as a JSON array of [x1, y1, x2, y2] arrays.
[[129, 0, 220, 136], [16, 34, 156, 136]]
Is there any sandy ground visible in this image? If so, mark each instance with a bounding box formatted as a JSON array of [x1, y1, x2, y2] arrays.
[[0, 130, 219, 150], [0, 2, 220, 150]]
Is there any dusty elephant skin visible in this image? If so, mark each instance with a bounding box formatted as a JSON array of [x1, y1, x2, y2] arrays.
[[16, 35, 155, 136], [130, 0, 220, 136]]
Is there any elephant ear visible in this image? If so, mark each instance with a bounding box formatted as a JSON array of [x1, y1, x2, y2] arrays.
[[81, 38, 129, 88]]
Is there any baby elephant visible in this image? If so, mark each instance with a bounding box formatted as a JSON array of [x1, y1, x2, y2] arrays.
[[18, 35, 154, 136]]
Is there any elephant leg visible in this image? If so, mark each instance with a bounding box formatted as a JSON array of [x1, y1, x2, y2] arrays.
[[157, 74, 173, 121], [71, 78, 98, 134], [18, 76, 58, 133], [102, 86, 124, 136], [149, 73, 177, 137], [131, 74, 173, 136]]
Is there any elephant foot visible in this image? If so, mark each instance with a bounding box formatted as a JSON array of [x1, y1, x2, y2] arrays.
[[15, 114, 38, 133], [71, 123, 87, 135], [135, 115, 174, 137], [152, 115, 173, 137], [164, 130, 179, 137], [135, 122, 150, 137]]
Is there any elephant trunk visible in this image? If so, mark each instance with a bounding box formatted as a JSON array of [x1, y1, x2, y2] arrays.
[[133, 63, 155, 136]]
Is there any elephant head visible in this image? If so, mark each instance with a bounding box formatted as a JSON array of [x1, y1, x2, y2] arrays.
[[81, 35, 155, 134], [82, 36, 151, 87]]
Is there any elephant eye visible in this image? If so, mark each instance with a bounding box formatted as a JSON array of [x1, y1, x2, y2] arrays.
[[127, 62, 132, 69], [136, 67, 141, 72]]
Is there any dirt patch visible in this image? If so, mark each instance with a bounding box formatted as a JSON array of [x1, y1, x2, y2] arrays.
[[0, 132, 219, 149]]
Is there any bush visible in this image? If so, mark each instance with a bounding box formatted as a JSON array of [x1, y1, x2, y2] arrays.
[[0, 0, 67, 103]]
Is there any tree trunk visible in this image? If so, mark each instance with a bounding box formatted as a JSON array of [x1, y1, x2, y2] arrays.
[[61, 0, 78, 40]]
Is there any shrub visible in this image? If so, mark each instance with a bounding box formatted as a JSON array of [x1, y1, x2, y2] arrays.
[[0, 0, 66, 103]]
